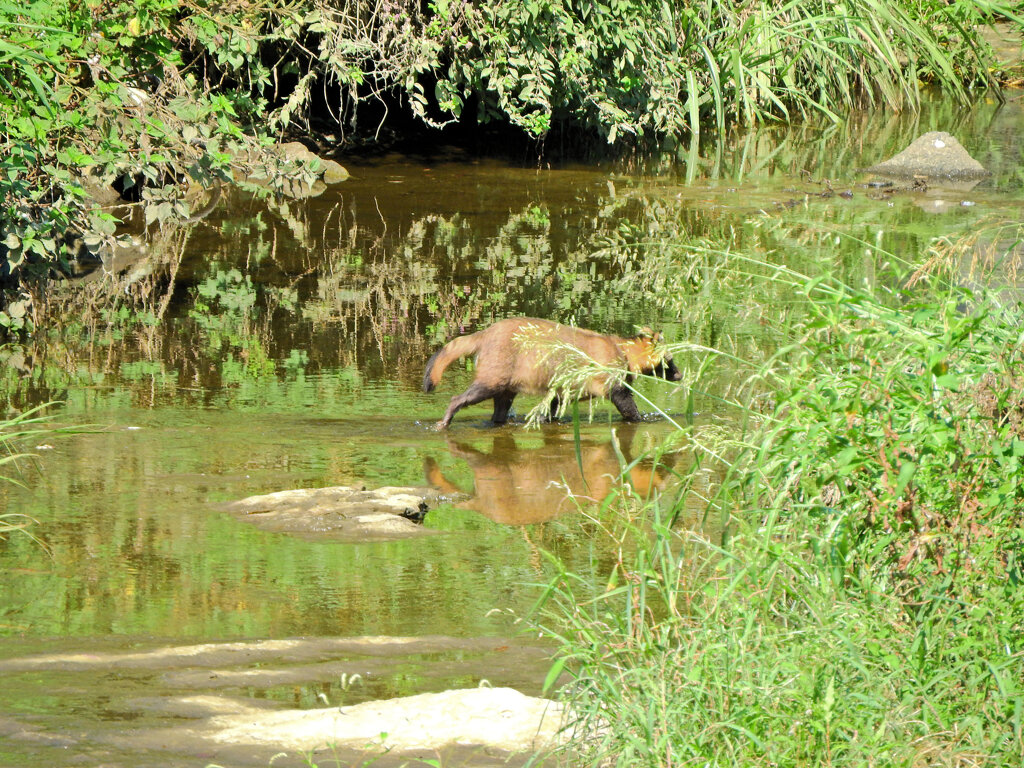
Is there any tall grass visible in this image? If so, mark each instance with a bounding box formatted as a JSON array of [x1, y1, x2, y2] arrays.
[[532, 241, 1024, 766]]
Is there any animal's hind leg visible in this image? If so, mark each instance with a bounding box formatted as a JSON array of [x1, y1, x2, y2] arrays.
[[491, 391, 516, 424], [437, 382, 505, 429]]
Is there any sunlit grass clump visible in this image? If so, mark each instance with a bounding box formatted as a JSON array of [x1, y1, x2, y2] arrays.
[[534, 253, 1024, 766]]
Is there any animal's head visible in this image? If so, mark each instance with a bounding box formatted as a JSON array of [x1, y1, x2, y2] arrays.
[[633, 328, 682, 382]]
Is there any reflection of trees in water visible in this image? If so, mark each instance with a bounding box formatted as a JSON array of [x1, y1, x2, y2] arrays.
[[4, 421, 570, 638], [0, 173, 716, 408], [195, 181, 703, 389], [305, 200, 660, 336], [2, 223, 194, 407]]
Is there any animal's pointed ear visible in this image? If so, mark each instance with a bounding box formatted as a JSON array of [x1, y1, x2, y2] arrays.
[[652, 331, 663, 343]]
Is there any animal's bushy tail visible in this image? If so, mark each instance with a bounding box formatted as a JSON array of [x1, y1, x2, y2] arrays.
[[422, 333, 482, 392]]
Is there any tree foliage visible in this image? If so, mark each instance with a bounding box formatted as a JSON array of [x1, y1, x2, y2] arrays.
[[300, 0, 1016, 142], [0, 0, 310, 323]]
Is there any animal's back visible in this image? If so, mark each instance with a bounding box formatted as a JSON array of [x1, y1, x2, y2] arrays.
[[473, 318, 624, 395]]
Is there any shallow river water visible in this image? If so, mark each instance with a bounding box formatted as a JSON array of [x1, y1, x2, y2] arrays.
[[1, 96, 1023, 766]]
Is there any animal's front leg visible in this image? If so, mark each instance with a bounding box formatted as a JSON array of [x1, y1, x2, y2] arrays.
[[546, 394, 560, 422], [491, 391, 516, 424], [609, 386, 642, 422]]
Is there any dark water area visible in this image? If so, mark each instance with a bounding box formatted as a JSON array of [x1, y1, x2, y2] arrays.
[[1, 94, 1023, 765]]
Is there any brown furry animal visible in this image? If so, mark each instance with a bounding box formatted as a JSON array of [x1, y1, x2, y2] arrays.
[[422, 317, 681, 429]]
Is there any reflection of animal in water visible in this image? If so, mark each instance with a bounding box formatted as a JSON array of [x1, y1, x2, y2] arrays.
[[423, 317, 682, 429], [424, 428, 677, 525]]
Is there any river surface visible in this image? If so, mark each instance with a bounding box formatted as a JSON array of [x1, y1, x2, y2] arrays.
[[1, 95, 1023, 766]]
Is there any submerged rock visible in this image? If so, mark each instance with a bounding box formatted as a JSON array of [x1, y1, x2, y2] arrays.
[[222, 485, 448, 541], [865, 131, 990, 180]]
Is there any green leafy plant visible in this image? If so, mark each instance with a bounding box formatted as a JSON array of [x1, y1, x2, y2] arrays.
[[0, 0, 316, 315], [533, 233, 1024, 767]]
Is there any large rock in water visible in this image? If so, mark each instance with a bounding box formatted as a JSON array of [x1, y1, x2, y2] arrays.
[[866, 132, 989, 180], [222, 485, 454, 541]]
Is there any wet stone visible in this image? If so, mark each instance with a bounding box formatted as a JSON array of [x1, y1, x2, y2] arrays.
[[200, 686, 566, 755], [321, 158, 350, 184], [865, 131, 990, 180], [221, 485, 453, 540]]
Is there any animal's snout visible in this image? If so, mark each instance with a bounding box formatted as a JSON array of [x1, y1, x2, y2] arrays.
[[659, 358, 683, 382]]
